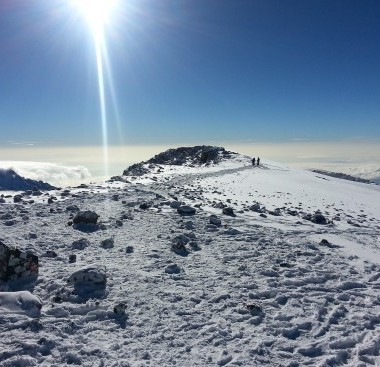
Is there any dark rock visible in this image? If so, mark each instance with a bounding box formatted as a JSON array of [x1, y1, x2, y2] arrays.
[[69, 254, 77, 263], [165, 264, 182, 274], [66, 205, 80, 212], [101, 238, 114, 249], [177, 205, 196, 216], [44, 250, 58, 258], [311, 213, 327, 225], [0, 168, 55, 191], [73, 211, 99, 225], [139, 202, 151, 210], [209, 215, 222, 227], [125, 246, 134, 254], [72, 238, 90, 250], [222, 207, 236, 217]]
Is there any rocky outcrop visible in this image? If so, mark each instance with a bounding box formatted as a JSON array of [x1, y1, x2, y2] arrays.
[[123, 146, 236, 176], [0, 169, 55, 191]]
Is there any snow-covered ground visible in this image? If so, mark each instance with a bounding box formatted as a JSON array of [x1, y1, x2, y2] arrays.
[[1, 153, 380, 366]]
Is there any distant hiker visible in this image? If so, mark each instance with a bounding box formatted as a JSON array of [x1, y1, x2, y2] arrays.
[[252, 157, 256, 166], [257, 157, 260, 166]]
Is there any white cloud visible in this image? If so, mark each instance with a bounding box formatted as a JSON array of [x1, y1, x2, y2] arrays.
[[0, 161, 91, 187]]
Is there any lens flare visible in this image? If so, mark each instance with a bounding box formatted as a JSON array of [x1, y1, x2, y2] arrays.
[[70, 0, 119, 178]]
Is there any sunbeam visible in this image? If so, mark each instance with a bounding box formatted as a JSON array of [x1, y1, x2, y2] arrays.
[[70, 0, 120, 177]]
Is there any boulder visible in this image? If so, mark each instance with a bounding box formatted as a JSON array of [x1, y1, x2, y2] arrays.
[[73, 211, 99, 224], [222, 207, 236, 217], [311, 213, 327, 225], [0, 291, 42, 317], [67, 265, 106, 287], [177, 205, 196, 216]]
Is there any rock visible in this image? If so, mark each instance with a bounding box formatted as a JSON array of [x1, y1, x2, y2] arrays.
[[101, 238, 114, 249], [125, 246, 134, 254], [66, 205, 80, 212], [311, 213, 327, 225], [71, 238, 90, 250], [260, 213, 267, 218], [114, 303, 126, 314], [139, 202, 151, 210], [177, 205, 196, 216], [67, 265, 106, 287], [172, 234, 190, 245], [73, 211, 99, 224], [165, 264, 182, 274], [184, 221, 194, 230], [320, 239, 330, 246], [209, 215, 222, 227], [0, 291, 42, 318], [13, 195, 22, 203], [222, 207, 236, 217], [0, 241, 38, 282], [268, 208, 282, 216], [69, 254, 77, 263], [43, 250, 58, 258], [170, 201, 182, 209], [171, 241, 189, 256], [249, 203, 261, 212]]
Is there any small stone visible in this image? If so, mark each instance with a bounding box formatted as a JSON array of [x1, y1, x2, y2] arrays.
[[72, 238, 90, 250], [69, 254, 77, 263], [222, 207, 235, 217], [177, 205, 196, 216], [101, 238, 114, 249], [165, 264, 182, 274]]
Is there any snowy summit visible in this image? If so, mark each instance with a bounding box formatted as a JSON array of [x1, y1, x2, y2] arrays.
[[0, 146, 380, 366]]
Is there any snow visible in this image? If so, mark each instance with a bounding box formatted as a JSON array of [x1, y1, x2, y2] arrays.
[[0, 152, 379, 366]]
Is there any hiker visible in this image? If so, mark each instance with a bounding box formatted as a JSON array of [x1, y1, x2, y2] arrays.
[[252, 157, 256, 166], [257, 157, 260, 166]]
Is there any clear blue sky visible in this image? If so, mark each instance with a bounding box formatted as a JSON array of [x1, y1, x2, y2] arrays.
[[0, 0, 379, 146]]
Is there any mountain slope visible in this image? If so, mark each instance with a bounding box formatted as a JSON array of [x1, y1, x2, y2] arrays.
[[0, 168, 55, 191], [0, 150, 379, 366]]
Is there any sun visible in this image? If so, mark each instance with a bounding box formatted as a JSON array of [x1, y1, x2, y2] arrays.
[[71, 0, 118, 33]]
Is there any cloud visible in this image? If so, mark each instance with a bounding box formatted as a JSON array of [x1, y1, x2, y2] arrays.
[[0, 161, 91, 187]]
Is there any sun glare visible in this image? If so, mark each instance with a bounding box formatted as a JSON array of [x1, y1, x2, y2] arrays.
[[72, 0, 117, 33], [70, 0, 120, 178]]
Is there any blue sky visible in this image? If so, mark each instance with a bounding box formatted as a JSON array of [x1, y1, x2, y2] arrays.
[[0, 0, 379, 147]]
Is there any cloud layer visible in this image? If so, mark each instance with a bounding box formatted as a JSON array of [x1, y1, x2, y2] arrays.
[[0, 161, 91, 187]]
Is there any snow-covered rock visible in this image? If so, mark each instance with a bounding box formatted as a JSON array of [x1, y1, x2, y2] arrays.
[[0, 291, 42, 317]]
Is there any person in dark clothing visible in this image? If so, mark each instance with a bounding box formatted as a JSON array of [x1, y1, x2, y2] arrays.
[[257, 157, 260, 166], [252, 157, 256, 166]]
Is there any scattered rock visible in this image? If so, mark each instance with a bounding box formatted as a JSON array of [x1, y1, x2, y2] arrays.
[[71, 238, 90, 250], [177, 205, 196, 216], [311, 212, 327, 225], [69, 254, 77, 263], [209, 214, 222, 226], [165, 264, 182, 274], [73, 211, 99, 224], [101, 238, 114, 249], [113, 303, 126, 314], [222, 207, 236, 217], [67, 265, 107, 287]]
